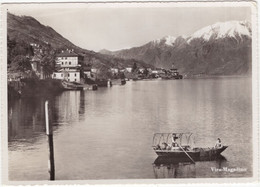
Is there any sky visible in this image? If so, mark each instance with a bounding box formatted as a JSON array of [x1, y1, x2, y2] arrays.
[[5, 2, 252, 52]]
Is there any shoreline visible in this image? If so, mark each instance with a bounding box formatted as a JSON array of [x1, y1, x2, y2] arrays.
[[7, 75, 251, 99], [183, 74, 251, 79]]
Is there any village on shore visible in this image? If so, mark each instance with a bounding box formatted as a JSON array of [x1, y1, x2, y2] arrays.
[[8, 46, 183, 97]]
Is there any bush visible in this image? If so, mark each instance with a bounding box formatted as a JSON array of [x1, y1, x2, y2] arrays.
[[9, 55, 32, 72]]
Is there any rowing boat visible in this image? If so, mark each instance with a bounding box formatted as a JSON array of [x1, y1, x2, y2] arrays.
[[152, 133, 228, 161]]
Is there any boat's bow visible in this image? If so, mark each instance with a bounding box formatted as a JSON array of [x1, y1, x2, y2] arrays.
[[218, 146, 228, 154]]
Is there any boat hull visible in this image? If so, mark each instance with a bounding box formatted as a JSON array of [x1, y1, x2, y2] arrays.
[[154, 154, 226, 166], [198, 146, 228, 158], [155, 150, 200, 159], [154, 146, 228, 160]]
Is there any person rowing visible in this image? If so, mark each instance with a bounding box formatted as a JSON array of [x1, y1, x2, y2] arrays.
[[172, 134, 178, 147]]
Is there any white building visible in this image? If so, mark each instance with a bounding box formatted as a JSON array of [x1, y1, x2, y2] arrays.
[[125, 67, 132, 72], [83, 71, 91, 78], [138, 68, 145, 73], [53, 71, 80, 82], [151, 70, 159, 74], [110, 68, 119, 74], [52, 50, 83, 83], [152, 68, 164, 74], [55, 50, 82, 69], [91, 68, 98, 73], [111, 68, 119, 74], [83, 67, 92, 78]]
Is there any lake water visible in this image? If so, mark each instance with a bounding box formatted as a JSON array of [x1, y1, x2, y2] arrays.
[[8, 77, 252, 180]]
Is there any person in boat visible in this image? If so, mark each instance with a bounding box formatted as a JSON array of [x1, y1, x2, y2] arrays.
[[161, 142, 168, 150], [215, 138, 222, 148], [172, 134, 178, 147]]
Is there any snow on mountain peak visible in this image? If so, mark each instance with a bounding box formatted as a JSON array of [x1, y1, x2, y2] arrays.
[[188, 20, 251, 43], [151, 21, 251, 46], [163, 35, 177, 46], [152, 35, 176, 46], [152, 38, 161, 44]]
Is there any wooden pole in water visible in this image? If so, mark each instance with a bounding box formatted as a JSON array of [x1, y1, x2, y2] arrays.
[[176, 142, 195, 164], [45, 100, 55, 180]]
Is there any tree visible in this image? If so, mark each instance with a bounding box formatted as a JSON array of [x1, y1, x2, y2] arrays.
[[9, 55, 32, 72], [7, 37, 35, 65], [7, 36, 16, 64], [26, 45, 34, 56], [41, 55, 56, 77], [143, 68, 149, 77], [132, 62, 137, 73], [119, 72, 125, 79]]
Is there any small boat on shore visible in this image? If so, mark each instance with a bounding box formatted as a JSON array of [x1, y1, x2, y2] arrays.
[[111, 79, 127, 86], [61, 80, 84, 90], [152, 133, 228, 162], [83, 84, 98, 91]]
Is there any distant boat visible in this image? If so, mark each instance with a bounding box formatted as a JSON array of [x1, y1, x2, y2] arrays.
[[96, 79, 110, 87], [121, 79, 126, 85], [170, 68, 183, 79], [152, 133, 227, 162], [173, 74, 183, 79], [83, 84, 98, 91], [61, 80, 84, 90]]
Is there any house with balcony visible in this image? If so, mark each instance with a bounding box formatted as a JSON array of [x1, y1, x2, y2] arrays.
[[52, 49, 83, 83]]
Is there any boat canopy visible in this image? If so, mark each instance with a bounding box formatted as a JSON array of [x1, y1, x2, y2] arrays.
[[153, 132, 195, 147]]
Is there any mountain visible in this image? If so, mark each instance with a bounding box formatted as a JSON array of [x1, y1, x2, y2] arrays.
[[187, 21, 251, 43], [100, 21, 252, 76], [7, 12, 152, 75], [8, 12, 82, 50]]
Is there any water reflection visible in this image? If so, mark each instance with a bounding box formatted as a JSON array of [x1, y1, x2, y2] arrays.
[[54, 91, 81, 123], [8, 78, 252, 180], [153, 155, 227, 178], [79, 91, 85, 115], [8, 98, 46, 142], [8, 91, 85, 148]]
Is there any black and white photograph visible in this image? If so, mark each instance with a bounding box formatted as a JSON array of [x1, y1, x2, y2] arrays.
[[0, 1, 259, 184]]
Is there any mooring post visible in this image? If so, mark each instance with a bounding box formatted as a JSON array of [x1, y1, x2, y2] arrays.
[[45, 100, 55, 180], [107, 79, 111, 87]]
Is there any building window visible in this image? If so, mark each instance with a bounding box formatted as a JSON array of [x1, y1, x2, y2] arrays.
[[61, 57, 63, 60], [75, 79, 77, 82], [54, 73, 56, 77], [65, 62, 67, 65], [62, 62, 64, 65], [61, 73, 63, 77], [65, 57, 67, 60], [68, 73, 70, 77], [75, 73, 77, 77], [69, 62, 71, 65]]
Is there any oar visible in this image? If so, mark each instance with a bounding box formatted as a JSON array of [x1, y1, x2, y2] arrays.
[[176, 142, 195, 164]]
